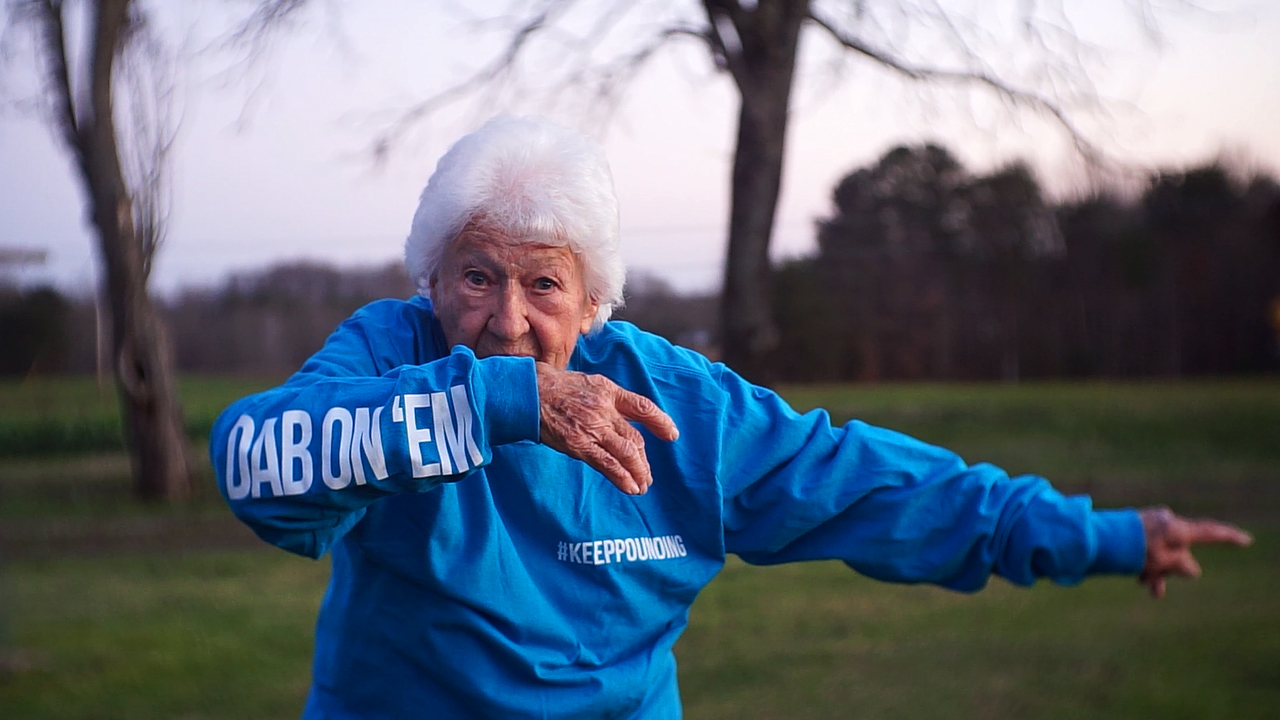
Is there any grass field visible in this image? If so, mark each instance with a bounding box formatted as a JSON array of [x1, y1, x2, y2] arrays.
[[1, 376, 1278, 718], [0, 376, 281, 459]]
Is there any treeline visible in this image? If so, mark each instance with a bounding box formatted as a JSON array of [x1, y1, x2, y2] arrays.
[[0, 262, 415, 377], [775, 147, 1280, 381], [3, 146, 1277, 381], [0, 260, 717, 377], [166, 262, 417, 375]]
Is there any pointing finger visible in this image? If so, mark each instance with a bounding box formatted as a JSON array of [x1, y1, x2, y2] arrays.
[[1186, 519, 1253, 547], [614, 390, 679, 442]]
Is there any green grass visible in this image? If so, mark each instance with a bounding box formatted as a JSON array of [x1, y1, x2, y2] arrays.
[[1, 552, 327, 720], [1, 541, 1273, 719], [0, 376, 281, 458], [678, 539, 1280, 720], [1, 377, 1277, 718], [781, 378, 1280, 518]]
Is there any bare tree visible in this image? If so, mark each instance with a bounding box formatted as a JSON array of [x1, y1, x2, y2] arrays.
[[7, 0, 190, 501], [218, 0, 1132, 382]]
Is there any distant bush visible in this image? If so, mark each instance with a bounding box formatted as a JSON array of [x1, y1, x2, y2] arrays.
[[0, 286, 69, 375]]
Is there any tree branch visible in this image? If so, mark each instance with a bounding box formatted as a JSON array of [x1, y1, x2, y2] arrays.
[[365, 2, 566, 159], [557, 23, 710, 129], [206, 1, 711, 157], [89, 0, 128, 131], [117, 2, 180, 272], [702, 0, 746, 30], [807, 7, 1102, 163], [361, 0, 706, 158], [26, 0, 81, 154], [701, 0, 747, 86], [223, 0, 310, 56]]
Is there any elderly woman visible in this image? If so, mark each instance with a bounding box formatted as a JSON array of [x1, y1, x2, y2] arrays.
[[212, 116, 1249, 719]]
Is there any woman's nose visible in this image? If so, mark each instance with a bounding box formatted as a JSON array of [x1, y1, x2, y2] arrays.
[[488, 283, 530, 339]]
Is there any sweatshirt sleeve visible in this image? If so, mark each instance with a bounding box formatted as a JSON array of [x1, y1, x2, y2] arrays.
[[209, 305, 540, 559], [712, 366, 1146, 591]]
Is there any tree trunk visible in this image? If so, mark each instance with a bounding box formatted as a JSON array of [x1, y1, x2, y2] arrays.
[[44, 0, 192, 502], [97, 207, 190, 501], [90, 176, 191, 502], [712, 0, 808, 384]]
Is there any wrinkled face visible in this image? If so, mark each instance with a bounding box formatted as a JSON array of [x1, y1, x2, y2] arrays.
[[429, 221, 598, 369]]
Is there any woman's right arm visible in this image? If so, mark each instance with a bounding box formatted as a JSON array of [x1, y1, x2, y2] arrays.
[[209, 303, 540, 559]]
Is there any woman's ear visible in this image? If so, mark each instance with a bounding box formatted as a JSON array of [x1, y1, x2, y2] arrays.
[[580, 297, 600, 334], [426, 272, 439, 303]]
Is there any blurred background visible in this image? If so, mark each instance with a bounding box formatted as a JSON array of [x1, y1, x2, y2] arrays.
[[1, 1, 1278, 718]]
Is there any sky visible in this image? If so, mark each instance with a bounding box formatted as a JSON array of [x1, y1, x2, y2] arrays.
[[1, 0, 1278, 297]]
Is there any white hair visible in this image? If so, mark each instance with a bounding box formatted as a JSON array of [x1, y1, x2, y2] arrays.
[[405, 115, 624, 329]]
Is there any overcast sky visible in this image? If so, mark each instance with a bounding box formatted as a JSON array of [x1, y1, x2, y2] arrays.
[[2, 0, 1278, 297]]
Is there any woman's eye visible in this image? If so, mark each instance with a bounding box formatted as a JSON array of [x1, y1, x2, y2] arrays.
[[464, 271, 487, 287], [533, 277, 557, 291]]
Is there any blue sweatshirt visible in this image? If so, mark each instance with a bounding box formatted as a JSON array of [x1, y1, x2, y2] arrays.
[[210, 296, 1146, 719]]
